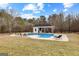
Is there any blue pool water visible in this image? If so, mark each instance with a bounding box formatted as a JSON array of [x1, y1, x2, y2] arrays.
[[27, 33, 55, 38]]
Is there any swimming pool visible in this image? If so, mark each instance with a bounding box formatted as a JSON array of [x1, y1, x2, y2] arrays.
[[10, 33, 68, 41], [27, 33, 56, 39]]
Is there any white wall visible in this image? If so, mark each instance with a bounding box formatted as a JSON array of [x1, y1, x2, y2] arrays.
[[33, 27, 39, 33], [33, 26, 55, 33]]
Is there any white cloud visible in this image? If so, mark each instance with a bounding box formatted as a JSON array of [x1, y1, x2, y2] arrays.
[[22, 3, 45, 19], [23, 4, 37, 11], [37, 3, 44, 10], [45, 15, 49, 18], [33, 10, 40, 13], [53, 9, 57, 12], [63, 8, 68, 12], [63, 3, 74, 8], [0, 3, 9, 9], [22, 3, 44, 14], [21, 14, 37, 19], [8, 6, 12, 9], [63, 3, 75, 12]]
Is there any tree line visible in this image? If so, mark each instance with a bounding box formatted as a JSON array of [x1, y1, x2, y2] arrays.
[[0, 9, 79, 33]]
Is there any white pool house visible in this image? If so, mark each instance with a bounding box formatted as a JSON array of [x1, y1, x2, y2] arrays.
[[33, 26, 55, 33]]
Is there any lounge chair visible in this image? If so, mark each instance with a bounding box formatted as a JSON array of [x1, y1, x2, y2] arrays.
[[56, 35, 62, 38]]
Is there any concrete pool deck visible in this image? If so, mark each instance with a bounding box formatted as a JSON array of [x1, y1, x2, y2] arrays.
[[10, 33, 69, 41], [26, 34, 69, 41], [55, 34, 69, 41]]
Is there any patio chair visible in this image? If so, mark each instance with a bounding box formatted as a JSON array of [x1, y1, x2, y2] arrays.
[[56, 35, 62, 38]]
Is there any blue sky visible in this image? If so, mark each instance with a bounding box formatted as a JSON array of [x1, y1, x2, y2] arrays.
[[0, 3, 79, 19]]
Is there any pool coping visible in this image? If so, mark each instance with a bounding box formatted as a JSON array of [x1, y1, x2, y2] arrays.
[[10, 33, 69, 41], [26, 34, 69, 41]]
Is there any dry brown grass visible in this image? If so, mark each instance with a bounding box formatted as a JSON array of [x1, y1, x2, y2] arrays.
[[0, 33, 79, 56]]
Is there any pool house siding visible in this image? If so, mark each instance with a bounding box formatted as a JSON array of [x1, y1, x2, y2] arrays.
[[33, 26, 55, 33]]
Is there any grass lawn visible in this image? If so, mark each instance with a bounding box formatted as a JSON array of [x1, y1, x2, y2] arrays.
[[0, 33, 79, 56]]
